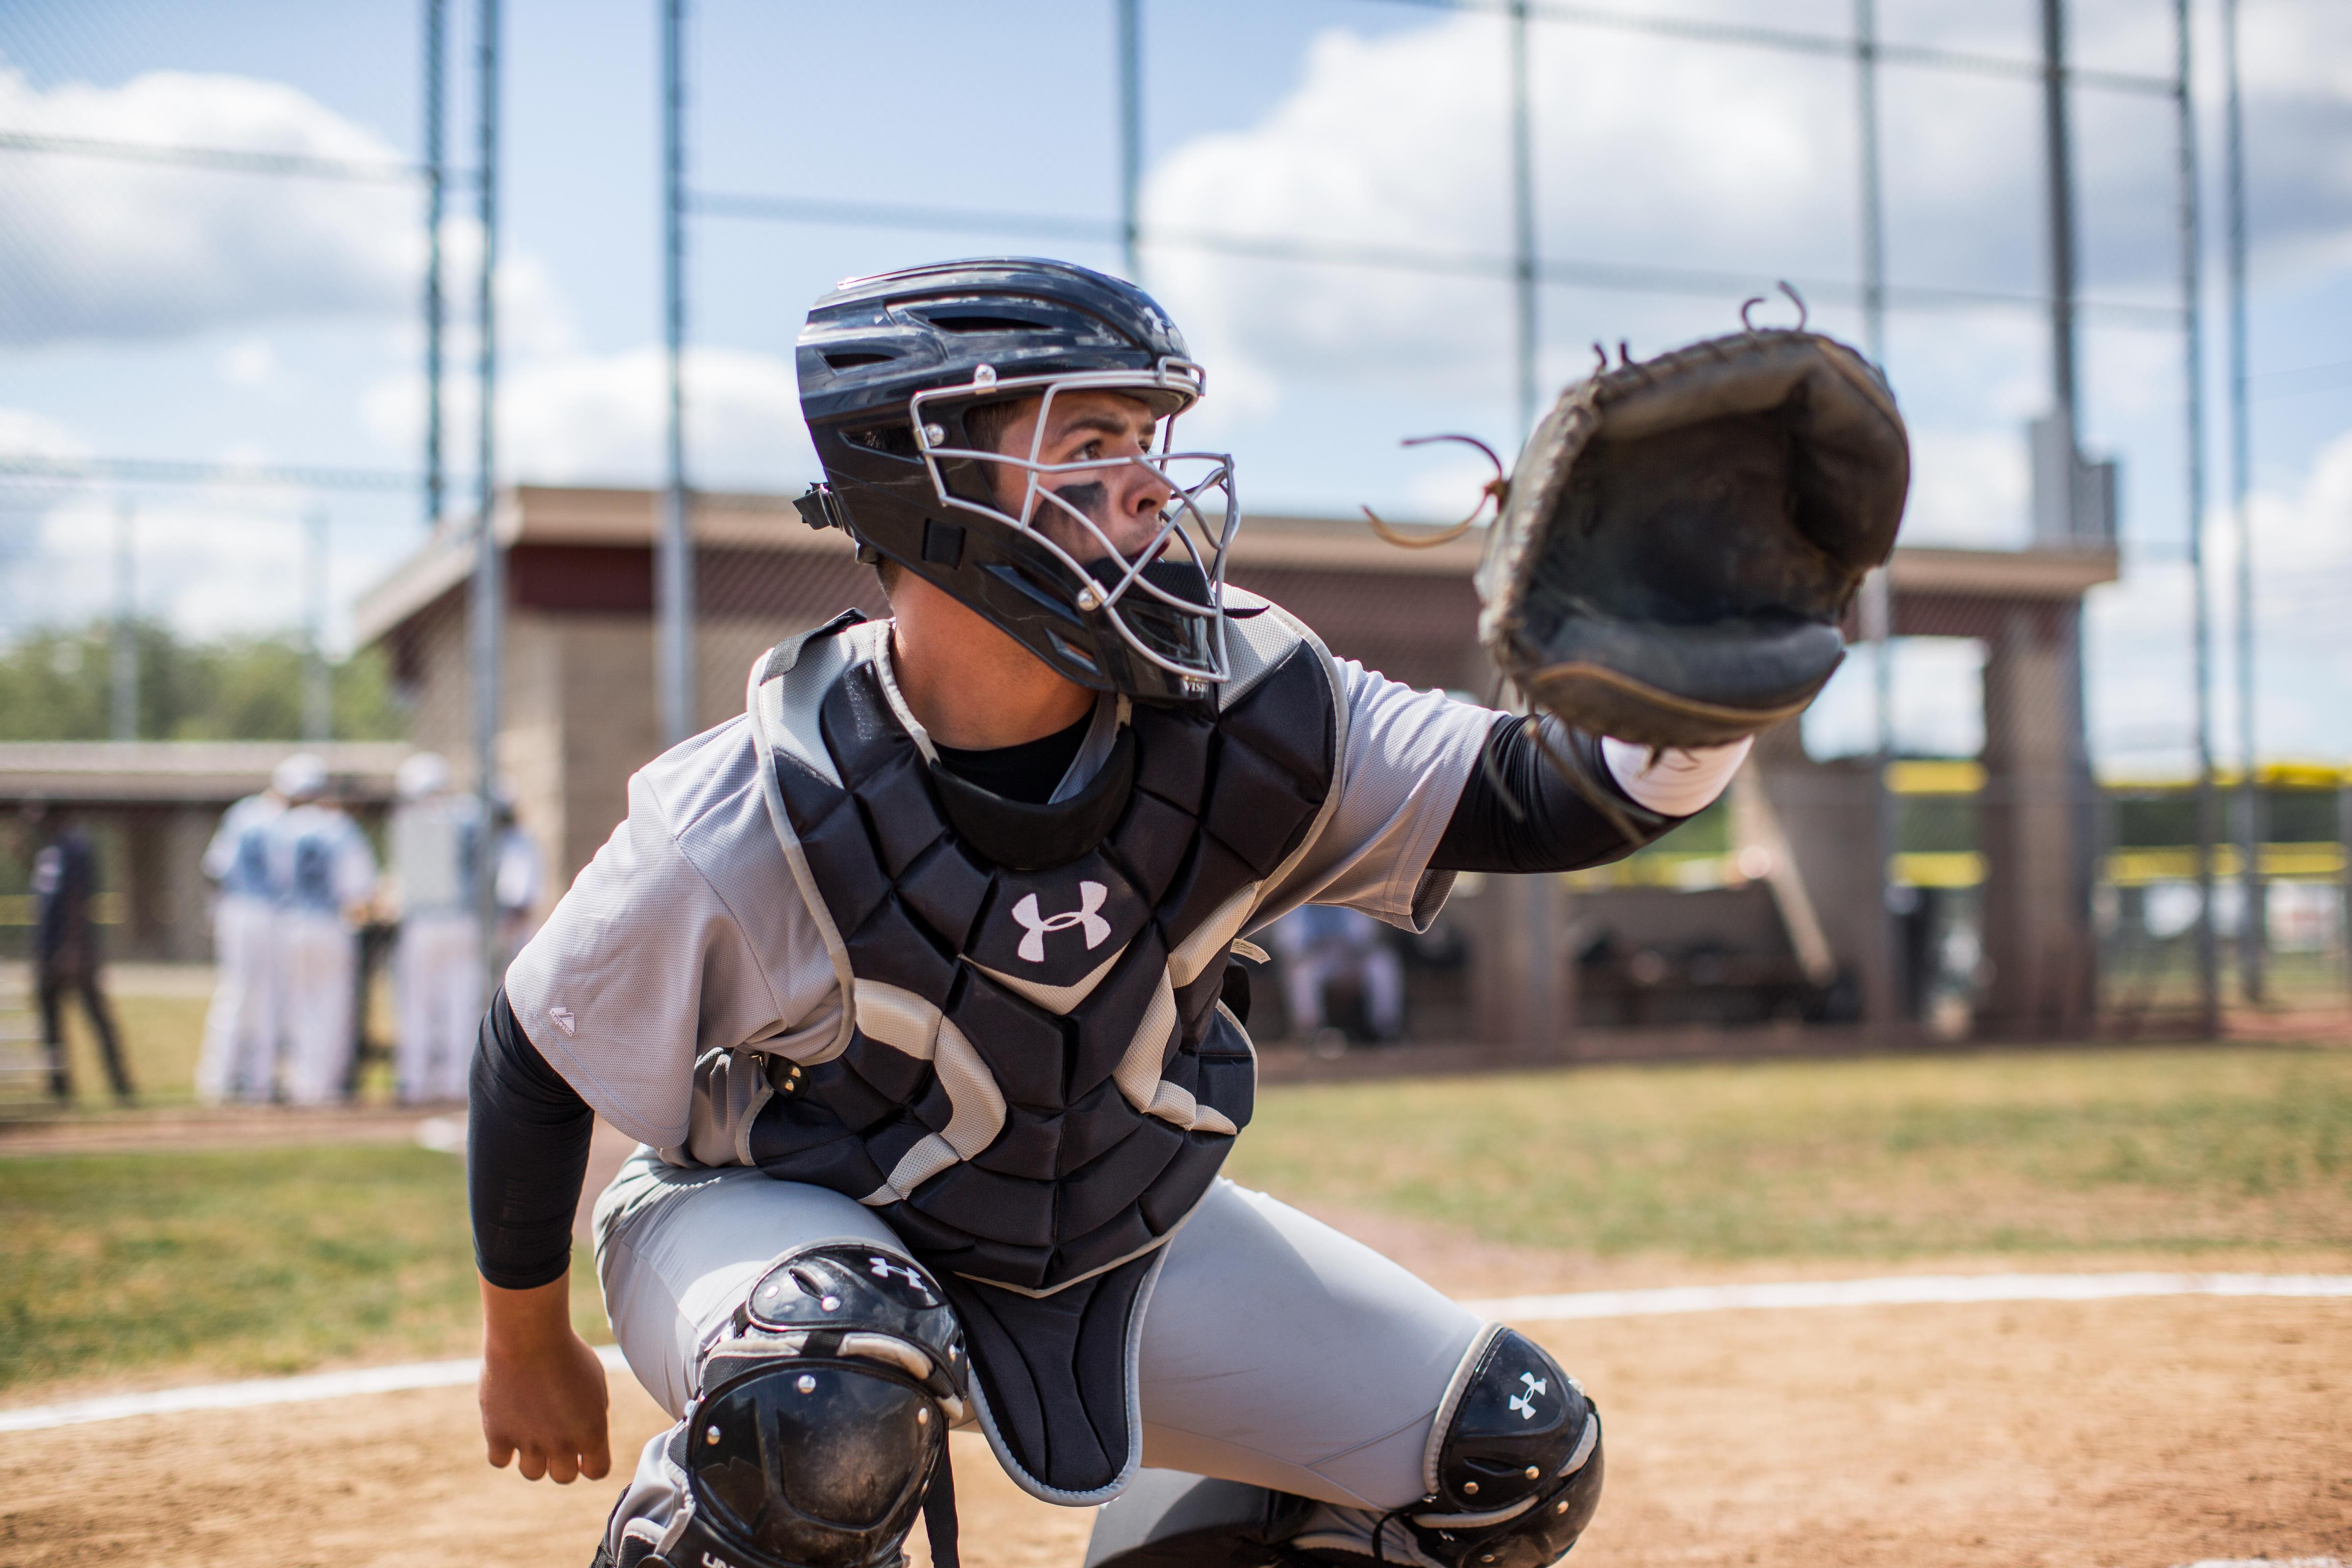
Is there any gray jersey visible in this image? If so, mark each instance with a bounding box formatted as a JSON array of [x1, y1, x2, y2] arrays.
[[505, 615, 1494, 1156]]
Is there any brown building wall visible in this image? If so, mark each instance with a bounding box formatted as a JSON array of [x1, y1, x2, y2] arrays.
[[1226, 564, 1487, 695], [356, 494, 2112, 1046]]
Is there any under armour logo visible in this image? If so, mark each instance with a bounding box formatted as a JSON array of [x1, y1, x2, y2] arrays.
[[547, 1005, 576, 1037], [1011, 882, 1111, 963], [869, 1255, 929, 1294], [1508, 1371, 1547, 1421]]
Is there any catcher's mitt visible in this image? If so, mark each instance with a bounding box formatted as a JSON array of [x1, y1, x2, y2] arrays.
[[1475, 316, 1909, 748]]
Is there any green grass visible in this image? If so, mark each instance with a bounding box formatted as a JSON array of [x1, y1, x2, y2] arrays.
[[7, 991, 211, 1112], [0, 1143, 607, 1395], [1225, 1044, 2352, 1260], [3, 975, 402, 1115], [3, 1044, 2348, 1397]]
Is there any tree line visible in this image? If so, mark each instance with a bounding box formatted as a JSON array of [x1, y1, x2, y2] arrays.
[[0, 622, 408, 743]]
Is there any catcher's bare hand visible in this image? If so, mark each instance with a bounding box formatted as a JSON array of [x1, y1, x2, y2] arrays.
[[478, 1275, 612, 1484]]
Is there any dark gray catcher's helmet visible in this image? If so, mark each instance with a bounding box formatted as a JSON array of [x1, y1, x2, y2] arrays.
[[794, 258, 1237, 706]]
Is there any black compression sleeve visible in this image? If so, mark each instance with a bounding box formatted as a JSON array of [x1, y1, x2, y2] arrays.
[[467, 987, 596, 1291], [1430, 714, 1678, 875]]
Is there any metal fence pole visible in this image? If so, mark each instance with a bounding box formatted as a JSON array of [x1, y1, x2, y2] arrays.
[[2040, 0, 2080, 448], [110, 497, 137, 742], [658, 0, 694, 749], [1117, 0, 1142, 281], [1855, 0, 1900, 1032], [2223, 0, 2261, 1003], [1508, 0, 1538, 442], [303, 506, 332, 742], [424, 0, 447, 534], [2175, 0, 2220, 1038], [471, 0, 503, 986], [1504, 0, 1555, 1043]]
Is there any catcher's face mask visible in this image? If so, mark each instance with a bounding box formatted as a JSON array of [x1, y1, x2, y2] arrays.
[[910, 362, 1238, 688]]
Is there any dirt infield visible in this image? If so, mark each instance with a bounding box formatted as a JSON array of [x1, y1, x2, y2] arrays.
[[2, 1287, 2343, 1568]]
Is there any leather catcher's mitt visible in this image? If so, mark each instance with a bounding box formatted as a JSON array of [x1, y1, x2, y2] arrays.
[[1476, 326, 1909, 748]]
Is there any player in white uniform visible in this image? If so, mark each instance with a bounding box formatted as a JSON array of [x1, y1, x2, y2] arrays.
[[1272, 903, 1405, 1041], [268, 762, 378, 1106], [491, 784, 544, 972], [391, 751, 487, 1104], [193, 757, 304, 1103], [467, 261, 1755, 1568]]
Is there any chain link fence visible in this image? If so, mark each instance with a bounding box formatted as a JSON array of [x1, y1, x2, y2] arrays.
[[0, 0, 2345, 1078]]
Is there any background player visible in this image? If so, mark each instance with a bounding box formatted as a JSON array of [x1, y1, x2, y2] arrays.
[[490, 782, 544, 972], [390, 750, 486, 1104], [24, 799, 134, 1105], [195, 759, 298, 1103], [269, 760, 377, 1105]]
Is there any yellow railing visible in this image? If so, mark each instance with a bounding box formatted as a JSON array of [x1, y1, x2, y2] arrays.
[[2104, 843, 2348, 885], [1886, 760, 1986, 795], [1886, 760, 2352, 796], [1890, 852, 1986, 888]]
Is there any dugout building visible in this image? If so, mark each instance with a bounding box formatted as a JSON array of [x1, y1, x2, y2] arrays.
[[347, 485, 2148, 1052]]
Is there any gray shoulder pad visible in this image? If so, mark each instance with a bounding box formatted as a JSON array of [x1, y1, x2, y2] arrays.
[[1218, 589, 1331, 710], [747, 615, 883, 789]]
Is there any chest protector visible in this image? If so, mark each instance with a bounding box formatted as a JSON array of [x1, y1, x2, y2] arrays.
[[743, 608, 1341, 1503]]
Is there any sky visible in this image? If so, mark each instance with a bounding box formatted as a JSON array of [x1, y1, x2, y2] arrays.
[[0, 0, 2346, 772]]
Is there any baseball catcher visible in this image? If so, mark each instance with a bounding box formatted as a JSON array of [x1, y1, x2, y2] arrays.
[[464, 259, 1907, 1568]]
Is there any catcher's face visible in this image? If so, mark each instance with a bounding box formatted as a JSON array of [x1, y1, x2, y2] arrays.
[[912, 369, 1237, 690], [980, 391, 1175, 562]]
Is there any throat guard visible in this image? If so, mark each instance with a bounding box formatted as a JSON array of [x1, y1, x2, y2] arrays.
[[745, 609, 1341, 1501]]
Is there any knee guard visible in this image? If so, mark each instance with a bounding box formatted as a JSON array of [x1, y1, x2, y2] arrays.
[[618, 1243, 968, 1568], [1084, 1334, 1601, 1568], [1404, 1329, 1604, 1568]]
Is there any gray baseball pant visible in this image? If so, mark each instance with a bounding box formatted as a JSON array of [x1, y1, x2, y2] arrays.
[[592, 1149, 1486, 1545]]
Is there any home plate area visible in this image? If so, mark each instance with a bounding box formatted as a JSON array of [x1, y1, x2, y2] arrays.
[[0, 1276, 2344, 1567]]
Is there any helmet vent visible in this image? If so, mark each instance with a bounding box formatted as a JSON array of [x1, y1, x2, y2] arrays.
[[823, 351, 895, 369], [922, 315, 1050, 336]]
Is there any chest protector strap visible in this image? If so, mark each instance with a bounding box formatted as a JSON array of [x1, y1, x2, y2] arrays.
[[744, 607, 1343, 1502]]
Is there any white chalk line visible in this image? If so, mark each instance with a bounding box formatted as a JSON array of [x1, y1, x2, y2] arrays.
[[0, 1345, 632, 1436], [1459, 1270, 2352, 1323], [3, 1273, 2345, 1437]]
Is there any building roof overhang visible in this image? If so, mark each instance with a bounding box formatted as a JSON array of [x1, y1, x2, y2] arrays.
[[350, 486, 2121, 646], [0, 742, 413, 806]]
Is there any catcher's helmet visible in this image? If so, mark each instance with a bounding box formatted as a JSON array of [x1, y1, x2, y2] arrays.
[[795, 258, 1237, 706]]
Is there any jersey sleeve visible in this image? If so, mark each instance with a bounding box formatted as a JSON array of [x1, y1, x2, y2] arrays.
[[501, 719, 840, 1150], [201, 799, 252, 882], [1252, 659, 1494, 932], [335, 818, 379, 906]]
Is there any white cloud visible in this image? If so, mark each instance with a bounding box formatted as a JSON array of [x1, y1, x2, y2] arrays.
[[1901, 430, 2032, 549], [2088, 423, 2352, 770], [218, 338, 278, 386], [0, 480, 402, 652], [0, 66, 425, 345], [1802, 637, 1986, 760], [0, 407, 89, 460], [1138, 3, 2352, 415], [362, 343, 809, 493]]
